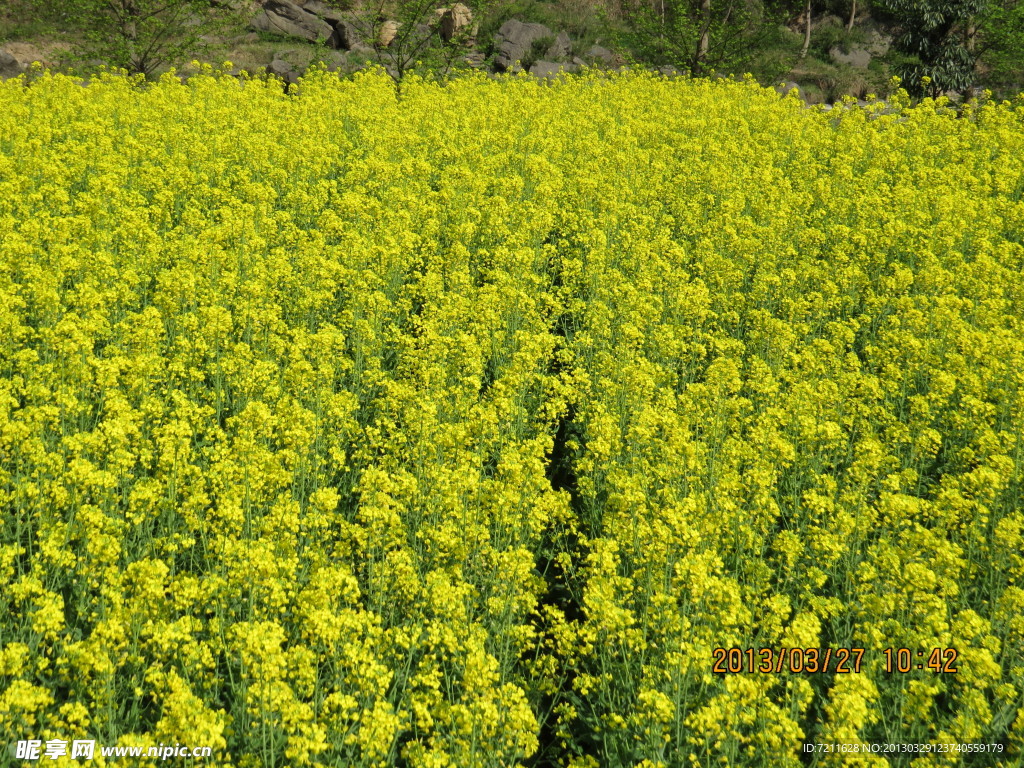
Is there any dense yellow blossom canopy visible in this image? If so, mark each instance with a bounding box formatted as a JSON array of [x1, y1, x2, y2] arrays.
[[1, 64, 1022, 766]]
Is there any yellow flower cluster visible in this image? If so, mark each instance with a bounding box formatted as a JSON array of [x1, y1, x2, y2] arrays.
[[0, 64, 1022, 766]]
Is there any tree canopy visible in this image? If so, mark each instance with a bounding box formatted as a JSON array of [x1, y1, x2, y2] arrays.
[[875, 0, 987, 95], [31, 0, 236, 77], [621, 0, 803, 77]]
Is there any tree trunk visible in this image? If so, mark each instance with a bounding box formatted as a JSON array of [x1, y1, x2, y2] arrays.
[[965, 19, 977, 53], [121, 0, 141, 73], [697, 0, 710, 70], [846, 0, 856, 32], [800, 0, 811, 59]]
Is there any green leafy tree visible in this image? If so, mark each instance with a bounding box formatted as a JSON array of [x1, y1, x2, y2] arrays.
[[351, 0, 487, 94], [621, 0, 803, 77], [976, 0, 1024, 93], [29, 0, 238, 77], [875, 0, 988, 96], [841, 0, 874, 31]]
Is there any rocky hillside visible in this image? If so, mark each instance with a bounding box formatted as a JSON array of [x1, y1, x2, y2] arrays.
[[0, 0, 1019, 102]]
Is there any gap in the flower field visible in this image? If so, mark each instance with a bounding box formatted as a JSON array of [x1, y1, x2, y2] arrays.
[[524, 271, 598, 764], [530, 396, 591, 767]]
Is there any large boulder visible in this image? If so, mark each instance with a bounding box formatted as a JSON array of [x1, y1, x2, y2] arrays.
[[299, 0, 347, 25], [251, 0, 336, 45], [288, 0, 363, 50], [329, 19, 360, 50], [0, 49, 26, 80], [585, 44, 614, 66], [440, 3, 473, 43], [268, 57, 301, 84], [829, 45, 871, 69], [774, 80, 802, 98], [1, 42, 71, 71], [378, 20, 400, 47], [493, 19, 552, 72], [530, 60, 577, 79], [865, 30, 892, 57], [546, 30, 571, 60]]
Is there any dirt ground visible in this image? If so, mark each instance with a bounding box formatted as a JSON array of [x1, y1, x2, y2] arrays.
[[2, 40, 74, 68]]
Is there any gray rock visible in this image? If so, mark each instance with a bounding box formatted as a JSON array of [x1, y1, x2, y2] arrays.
[[493, 19, 552, 72], [300, 0, 346, 25], [586, 44, 613, 65], [330, 20, 359, 50], [865, 31, 892, 57], [378, 19, 399, 47], [440, 3, 473, 43], [657, 64, 681, 78], [530, 60, 577, 78], [546, 31, 571, 60], [774, 80, 801, 97], [251, 0, 335, 45], [829, 45, 871, 69], [0, 49, 25, 80], [268, 58, 300, 84]]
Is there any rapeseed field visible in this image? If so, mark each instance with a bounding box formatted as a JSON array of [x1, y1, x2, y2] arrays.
[[1, 64, 1022, 767]]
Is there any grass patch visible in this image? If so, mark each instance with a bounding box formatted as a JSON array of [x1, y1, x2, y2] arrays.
[[0, 1, 64, 43]]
